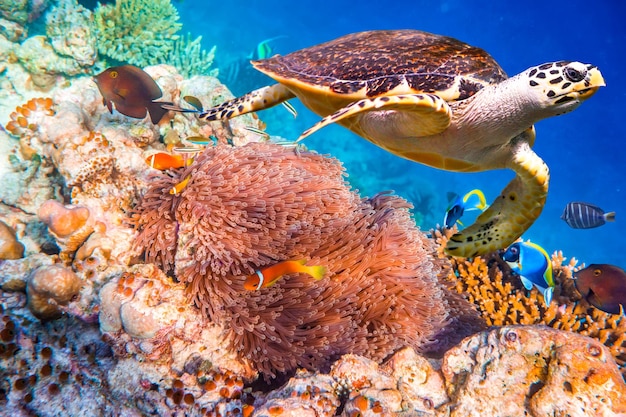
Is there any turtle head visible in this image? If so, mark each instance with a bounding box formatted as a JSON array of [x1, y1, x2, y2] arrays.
[[525, 61, 605, 116]]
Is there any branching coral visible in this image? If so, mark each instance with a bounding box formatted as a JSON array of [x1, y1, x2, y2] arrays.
[[434, 227, 626, 379], [131, 142, 485, 378], [94, 0, 182, 66], [169, 32, 216, 78]]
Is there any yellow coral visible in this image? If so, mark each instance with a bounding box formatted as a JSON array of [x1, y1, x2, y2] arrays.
[[434, 227, 626, 379]]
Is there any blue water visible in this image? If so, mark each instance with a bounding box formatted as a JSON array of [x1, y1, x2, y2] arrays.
[[177, 1, 625, 267]]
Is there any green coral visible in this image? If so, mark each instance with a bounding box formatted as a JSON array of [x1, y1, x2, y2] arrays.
[[94, 0, 182, 67], [169, 32, 216, 78]]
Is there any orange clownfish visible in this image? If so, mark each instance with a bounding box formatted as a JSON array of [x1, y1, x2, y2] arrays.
[[145, 152, 186, 170], [243, 260, 326, 291]]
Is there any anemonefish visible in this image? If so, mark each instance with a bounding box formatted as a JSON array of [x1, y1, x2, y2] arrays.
[[243, 260, 326, 291], [502, 241, 555, 305], [443, 189, 487, 228]]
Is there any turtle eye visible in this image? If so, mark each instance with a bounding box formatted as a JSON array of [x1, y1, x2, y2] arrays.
[[564, 66, 585, 82], [593, 268, 602, 276]]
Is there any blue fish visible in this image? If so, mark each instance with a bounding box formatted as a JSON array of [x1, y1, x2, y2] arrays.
[[502, 241, 555, 305], [443, 189, 487, 228]]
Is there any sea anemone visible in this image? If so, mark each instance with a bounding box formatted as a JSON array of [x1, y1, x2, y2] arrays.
[[131, 142, 484, 378]]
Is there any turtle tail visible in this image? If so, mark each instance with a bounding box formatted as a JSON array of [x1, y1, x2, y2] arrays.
[[445, 140, 549, 258]]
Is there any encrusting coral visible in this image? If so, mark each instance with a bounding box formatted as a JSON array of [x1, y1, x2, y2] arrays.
[[434, 227, 626, 379], [26, 265, 83, 320], [131, 141, 485, 378]]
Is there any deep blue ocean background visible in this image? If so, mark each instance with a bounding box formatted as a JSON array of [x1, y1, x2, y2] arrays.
[[176, 1, 625, 268]]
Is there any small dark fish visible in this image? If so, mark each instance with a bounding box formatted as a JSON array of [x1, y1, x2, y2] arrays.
[[574, 264, 626, 314], [561, 201, 615, 229], [94, 65, 177, 124]]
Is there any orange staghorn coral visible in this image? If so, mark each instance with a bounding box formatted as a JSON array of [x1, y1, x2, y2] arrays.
[[433, 227, 626, 379], [131, 142, 484, 379]]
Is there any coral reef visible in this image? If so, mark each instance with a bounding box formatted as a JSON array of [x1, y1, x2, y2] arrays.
[[45, 0, 97, 69], [434, 227, 626, 379], [94, 0, 182, 66], [247, 326, 626, 416], [0, 0, 50, 41], [0, 5, 621, 409], [8, 0, 97, 89], [132, 141, 485, 378]]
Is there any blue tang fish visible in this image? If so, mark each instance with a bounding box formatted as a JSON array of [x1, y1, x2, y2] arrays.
[[502, 241, 555, 305], [443, 189, 487, 228]]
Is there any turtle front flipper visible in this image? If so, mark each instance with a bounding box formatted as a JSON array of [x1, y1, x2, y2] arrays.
[[199, 84, 296, 121], [298, 93, 451, 141], [445, 136, 549, 258]]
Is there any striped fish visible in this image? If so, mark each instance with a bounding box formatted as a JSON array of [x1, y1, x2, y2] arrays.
[[561, 201, 615, 229]]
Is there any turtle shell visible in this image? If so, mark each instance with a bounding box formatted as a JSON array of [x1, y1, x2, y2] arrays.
[[253, 30, 507, 101]]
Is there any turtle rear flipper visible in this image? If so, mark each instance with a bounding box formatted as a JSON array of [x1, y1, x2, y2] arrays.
[[199, 84, 295, 121], [298, 93, 451, 141], [445, 137, 549, 257]]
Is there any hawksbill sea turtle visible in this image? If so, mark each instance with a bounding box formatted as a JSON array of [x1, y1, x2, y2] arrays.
[[193, 30, 605, 257]]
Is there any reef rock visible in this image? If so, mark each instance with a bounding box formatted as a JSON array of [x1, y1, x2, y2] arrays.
[[441, 325, 626, 417], [252, 325, 626, 417]]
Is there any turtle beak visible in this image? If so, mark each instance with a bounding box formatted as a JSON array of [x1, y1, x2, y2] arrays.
[[573, 67, 605, 100]]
